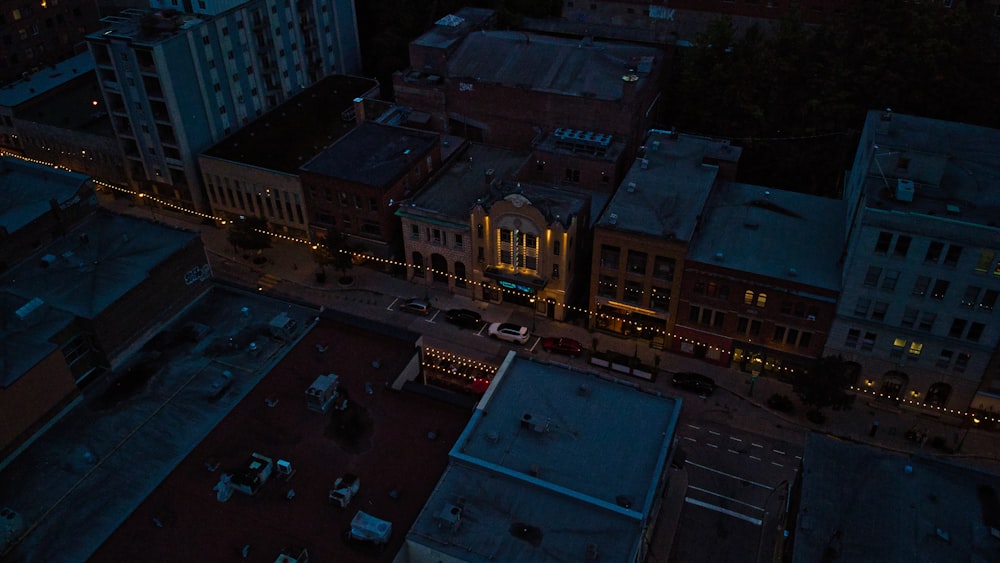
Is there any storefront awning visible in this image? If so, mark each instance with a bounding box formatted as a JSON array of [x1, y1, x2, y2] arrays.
[[483, 267, 547, 294]]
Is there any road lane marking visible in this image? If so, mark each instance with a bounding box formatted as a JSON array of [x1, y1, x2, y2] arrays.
[[729, 437, 743, 442], [749, 456, 762, 461], [707, 443, 719, 448], [688, 486, 765, 512], [727, 449, 740, 454], [683, 436, 698, 442], [387, 297, 401, 311], [686, 461, 774, 490], [426, 311, 440, 323], [687, 424, 701, 430], [752, 443, 764, 448], [708, 430, 721, 436], [772, 449, 785, 455], [684, 497, 762, 526], [771, 462, 784, 468], [795, 455, 802, 460]]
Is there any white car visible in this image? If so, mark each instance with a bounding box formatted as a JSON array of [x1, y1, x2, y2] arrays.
[[488, 322, 530, 344]]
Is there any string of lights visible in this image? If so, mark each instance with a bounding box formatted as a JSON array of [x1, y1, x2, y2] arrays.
[[9, 151, 994, 423], [850, 384, 999, 424]]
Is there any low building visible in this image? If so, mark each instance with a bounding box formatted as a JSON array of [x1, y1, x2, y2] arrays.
[[396, 142, 528, 297], [589, 130, 740, 347], [403, 352, 682, 562], [0, 209, 209, 462], [677, 183, 843, 377], [199, 75, 379, 239], [0, 156, 97, 272], [300, 122, 442, 257], [517, 127, 630, 194]]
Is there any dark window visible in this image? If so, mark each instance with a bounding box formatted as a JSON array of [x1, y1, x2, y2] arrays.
[[967, 322, 985, 342], [944, 245, 963, 267], [626, 251, 647, 274], [931, 279, 950, 300], [773, 326, 786, 342], [981, 289, 998, 311], [881, 270, 900, 291], [871, 301, 888, 321], [900, 307, 917, 328], [600, 245, 620, 269], [918, 312, 936, 332], [949, 318, 967, 338], [553, 240, 561, 256], [845, 328, 860, 348], [874, 231, 892, 254], [864, 266, 882, 287], [925, 241, 943, 264], [913, 275, 930, 296], [893, 236, 911, 257]]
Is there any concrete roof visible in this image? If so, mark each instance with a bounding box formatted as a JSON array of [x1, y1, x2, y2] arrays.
[[0, 157, 92, 235], [863, 111, 1000, 228], [446, 31, 662, 101], [396, 143, 529, 228], [595, 131, 734, 241], [300, 123, 439, 188], [794, 433, 1000, 563], [477, 180, 590, 230], [201, 75, 379, 174], [0, 53, 95, 108], [407, 355, 680, 562], [687, 183, 845, 291], [412, 7, 496, 50], [90, 8, 206, 44], [0, 209, 200, 319]]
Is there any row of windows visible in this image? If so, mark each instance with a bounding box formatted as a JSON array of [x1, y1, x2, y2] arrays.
[[689, 307, 814, 348], [854, 297, 988, 342], [599, 245, 676, 279], [864, 267, 999, 309], [207, 176, 305, 225], [597, 276, 671, 310], [409, 224, 463, 249], [845, 328, 973, 372], [873, 231, 1000, 276]]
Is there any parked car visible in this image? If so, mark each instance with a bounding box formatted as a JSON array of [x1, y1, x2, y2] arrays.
[[399, 298, 430, 315], [540, 337, 583, 357], [445, 308, 482, 329], [671, 372, 716, 395], [487, 322, 530, 344]]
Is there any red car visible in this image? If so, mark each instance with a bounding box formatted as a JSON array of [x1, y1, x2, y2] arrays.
[[541, 337, 583, 357]]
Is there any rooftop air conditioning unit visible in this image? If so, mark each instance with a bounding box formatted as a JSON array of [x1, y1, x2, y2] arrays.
[[895, 178, 914, 202]]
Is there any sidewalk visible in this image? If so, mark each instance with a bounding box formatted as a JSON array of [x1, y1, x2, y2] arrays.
[[99, 193, 1000, 471]]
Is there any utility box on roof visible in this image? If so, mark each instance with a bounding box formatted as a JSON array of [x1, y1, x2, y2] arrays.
[[269, 313, 299, 340], [349, 510, 392, 545], [305, 374, 339, 412]]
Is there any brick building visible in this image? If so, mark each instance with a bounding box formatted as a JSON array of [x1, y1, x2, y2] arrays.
[[590, 130, 739, 347], [0, 0, 103, 86], [393, 8, 665, 157], [1, 209, 209, 461], [676, 183, 844, 378], [199, 75, 379, 239], [299, 123, 441, 256], [516, 128, 630, 194]]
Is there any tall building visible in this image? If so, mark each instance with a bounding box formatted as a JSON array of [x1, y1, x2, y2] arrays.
[[0, 0, 103, 86], [86, 0, 362, 212], [825, 110, 1000, 413]]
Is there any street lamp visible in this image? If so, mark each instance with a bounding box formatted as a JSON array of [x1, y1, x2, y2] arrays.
[[529, 296, 536, 333]]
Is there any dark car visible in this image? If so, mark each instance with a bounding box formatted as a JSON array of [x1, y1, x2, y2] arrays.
[[671, 372, 716, 395], [399, 298, 430, 315], [445, 308, 482, 329], [541, 337, 583, 357]]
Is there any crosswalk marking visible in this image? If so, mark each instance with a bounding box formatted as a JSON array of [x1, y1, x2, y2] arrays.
[[256, 273, 281, 291]]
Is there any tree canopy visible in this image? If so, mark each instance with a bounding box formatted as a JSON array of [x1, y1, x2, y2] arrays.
[[226, 216, 271, 254]]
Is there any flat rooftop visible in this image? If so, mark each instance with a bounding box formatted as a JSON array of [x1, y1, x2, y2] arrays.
[[412, 8, 496, 50], [0, 157, 91, 234], [396, 143, 529, 229], [687, 183, 845, 291], [446, 31, 662, 101], [863, 111, 1000, 228], [300, 123, 439, 188], [91, 8, 207, 44], [794, 433, 1000, 563], [0, 52, 96, 108], [478, 180, 591, 230], [0, 209, 200, 318], [201, 75, 380, 174], [596, 131, 738, 241], [406, 354, 680, 561], [0, 293, 74, 387]]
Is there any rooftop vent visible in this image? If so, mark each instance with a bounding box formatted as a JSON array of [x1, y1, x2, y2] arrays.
[[788, 267, 798, 277], [640, 158, 649, 170], [609, 213, 618, 225], [15, 297, 45, 320], [437, 504, 463, 531], [714, 252, 724, 262], [895, 178, 914, 202], [39, 254, 56, 268], [627, 182, 636, 193], [946, 204, 961, 215]]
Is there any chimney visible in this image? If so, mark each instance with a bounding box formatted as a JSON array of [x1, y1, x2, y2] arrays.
[[353, 97, 365, 126]]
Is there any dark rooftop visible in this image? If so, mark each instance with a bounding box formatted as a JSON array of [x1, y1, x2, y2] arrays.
[[0, 209, 200, 319], [0, 156, 91, 235], [596, 131, 737, 241], [476, 180, 591, 230], [89, 313, 474, 563], [396, 143, 529, 229], [794, 433, 1000, 563], [300, 123, 440, 188], [412, 8, 496, 50], [0, 53, 95, 108], [0, 293, 74, 387], [201, 75, 380, 174]]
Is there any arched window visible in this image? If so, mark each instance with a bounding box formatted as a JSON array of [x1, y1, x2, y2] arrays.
[[431, 253, 448, 283]]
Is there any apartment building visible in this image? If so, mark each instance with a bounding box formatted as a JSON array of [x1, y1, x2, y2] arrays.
[[299, 122, 441, 255], [677, 183, 843, 376], [590, 130, 739, 347], [396, 142, 528, 297], [825, 110, 1000, 412], [393, 8, 665, 157], [86, 0, 362, 213], [199, 74, 378, 239]]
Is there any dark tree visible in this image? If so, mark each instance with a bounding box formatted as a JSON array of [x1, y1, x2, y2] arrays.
[[312, 229, 356, 284], [226, 216, 271, 255], [795, 356, 854, 409]]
